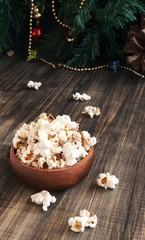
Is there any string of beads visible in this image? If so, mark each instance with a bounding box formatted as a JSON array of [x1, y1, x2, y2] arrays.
[[39, 58, 145, 78], [51, 0, 86, 30]]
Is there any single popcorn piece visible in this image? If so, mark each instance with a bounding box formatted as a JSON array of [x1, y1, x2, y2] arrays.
[[6, 49, 15, 57], [68, 216, 86, 232], [82, 106, 101, 118], [82, 131, 97, 151], [31, 190, 56, 211], [27, 80, 42, 90], [73, 92, 91, 101], [68, 209, 97, 232], [79, 209, 97, 228], [97, 172, 119, 189]]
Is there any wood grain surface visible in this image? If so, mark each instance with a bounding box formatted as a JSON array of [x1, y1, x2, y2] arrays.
[[0, 54, 145, 240]]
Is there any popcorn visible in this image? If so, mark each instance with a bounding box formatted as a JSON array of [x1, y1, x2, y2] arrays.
[[97, 172, 119, 189], [27, 80, 42, 90], [38, 157, 46, 168], [6, 50, 15, 57], [82, 131, 97, 151], [58, 130, 68, 142], [62, 142, 87, 166], [68, 209, 97, 232], [82, 106, 101, 118], [31, 190, 56, 211], [13, 113, 97, 169], [73, 92, 91, 101], [68, 216, 86, 232]]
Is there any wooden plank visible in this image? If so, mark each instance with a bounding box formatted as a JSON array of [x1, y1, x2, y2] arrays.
[[0, 55, 145, 240]]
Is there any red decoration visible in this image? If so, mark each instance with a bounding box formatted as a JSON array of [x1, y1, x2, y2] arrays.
[[32, 28, 42, 43]]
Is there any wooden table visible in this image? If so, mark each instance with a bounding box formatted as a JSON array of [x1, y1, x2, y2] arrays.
[[0, 54, 145, 240]]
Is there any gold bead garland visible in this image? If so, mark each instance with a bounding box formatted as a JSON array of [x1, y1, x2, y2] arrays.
[[39, 58, 56, 69], [51, 0, 86, 31], [39, 58, 145, 78], [51, 0, 86, 42], [79, 0, 86, 9], [27, 0, 145, 79], [51, 0, 72, 31], [121, 66, 145, 78], [57, 63, 108, 71], [27, 0, 34, 60], [27, 1, 43, 60]]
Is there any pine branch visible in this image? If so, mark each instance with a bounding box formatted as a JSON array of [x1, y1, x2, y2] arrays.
[[38, 28, 73, 63], [96, 0, 145, 29], [73, 0, 96, 33], [0, 0, 29, 53], [67, 28, 101, 67], [58, 0, 80, 17]]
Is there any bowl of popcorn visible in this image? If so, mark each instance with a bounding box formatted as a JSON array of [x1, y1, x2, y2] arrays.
[[10, 113, 96, 191]]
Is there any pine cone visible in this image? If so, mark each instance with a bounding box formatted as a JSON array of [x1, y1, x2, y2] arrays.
[[124, 14, 145, 71]]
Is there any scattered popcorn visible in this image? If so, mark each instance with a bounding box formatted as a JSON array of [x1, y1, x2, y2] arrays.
[[31, 190, 56, 211], [82, 106, 101, 118], [73, 92, 91, 101], [27, 80, 42, 90], [68, 209, 97, 232], [68, 216, 86, 232], [97, 172, 119, 189], [13, 113, 97, 169], [6, 50, 15, 57]]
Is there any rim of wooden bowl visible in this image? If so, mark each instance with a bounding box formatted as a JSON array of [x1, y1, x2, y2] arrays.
[[10, 145, 94, 190], [10, 145, 94, 172]]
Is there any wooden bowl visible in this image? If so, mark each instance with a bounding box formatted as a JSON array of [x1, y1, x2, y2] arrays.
[[10, 146, 94, 191]]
